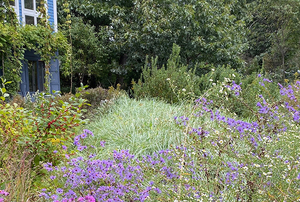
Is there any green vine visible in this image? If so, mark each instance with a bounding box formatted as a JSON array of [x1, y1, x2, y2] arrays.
[[0, 0, 24, 95], [0, 0, 68, 95]]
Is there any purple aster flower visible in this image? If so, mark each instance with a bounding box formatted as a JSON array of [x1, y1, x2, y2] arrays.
[[100, 141, 105, 147], [74, 135, 81, 142], [50, 175, 56, 180], [56, 188, 63, 194], [51, 194, 58, 200], [83, 129, 94, 136], [81, 132, 87, 139], [0, 191, 9, 196], [155, 187, 161, 194]]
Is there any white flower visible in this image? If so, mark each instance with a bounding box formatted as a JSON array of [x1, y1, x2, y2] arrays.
[[166, 78, 170, 81], [209, 79, 213, 82], [232, 74, 236, 77], [212, 83, 216, 86], [254, 164, 260, 168], [212, 69, 215, 71], [182, 88, 186, 92]]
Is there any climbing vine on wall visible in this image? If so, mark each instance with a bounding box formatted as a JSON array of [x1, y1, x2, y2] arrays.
[[0, 0, 67, 95]]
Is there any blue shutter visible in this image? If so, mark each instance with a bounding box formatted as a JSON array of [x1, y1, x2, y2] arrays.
[[48, 0, 54, 26], [49, 56, 60, 93], [19, 0, 22, 23]]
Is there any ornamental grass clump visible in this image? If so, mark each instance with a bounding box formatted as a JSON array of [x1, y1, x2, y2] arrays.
[[82, 95, 187, 159]]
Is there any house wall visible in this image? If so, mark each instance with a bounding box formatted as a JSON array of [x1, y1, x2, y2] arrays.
[[16, 0, 60, 96]]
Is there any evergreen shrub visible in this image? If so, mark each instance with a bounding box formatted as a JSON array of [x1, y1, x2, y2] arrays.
[[132, 44, 201, 104]]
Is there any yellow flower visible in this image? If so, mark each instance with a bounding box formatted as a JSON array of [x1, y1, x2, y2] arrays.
[[50, 138, 61, 144]]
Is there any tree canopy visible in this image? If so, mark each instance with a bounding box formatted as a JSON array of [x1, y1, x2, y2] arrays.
[[58, 0, 249, 89]]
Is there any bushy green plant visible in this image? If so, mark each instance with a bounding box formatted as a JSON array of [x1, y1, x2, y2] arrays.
[[159, 79, 300, 201], [55, 84, 122, 119], [0, 88, 87, 200], [132, 44, 201, 104], [198, 65, 242, 92], [0, 78, 11, 101], [202, 71, 280, 118], [81, 84, 123, 116]]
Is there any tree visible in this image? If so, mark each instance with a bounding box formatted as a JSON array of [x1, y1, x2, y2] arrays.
[[245, 0, 300, 81], [58, 0, 248, 89]]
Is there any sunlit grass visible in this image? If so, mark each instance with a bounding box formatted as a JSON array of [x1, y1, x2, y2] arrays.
[[81, 95, 192, 159]]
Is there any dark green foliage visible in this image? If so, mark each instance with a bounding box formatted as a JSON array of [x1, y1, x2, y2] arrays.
[[132, 44, 201, 104], [245, 0, 300, 81], [59, 16, 110, 88], [58, 0, 248, 89]]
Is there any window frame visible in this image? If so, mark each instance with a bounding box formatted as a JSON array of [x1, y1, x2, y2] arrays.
[[9, 0, 20, 20], [22, 0, 46, 26]]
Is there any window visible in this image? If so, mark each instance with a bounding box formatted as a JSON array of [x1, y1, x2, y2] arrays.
[[24, 0, 33, 10], [9, 0, 19, 15], [28, 60, 45, 92], [9, 0, 15, 6], [22, 0, 44, 25], [25, 15, 34, 25]]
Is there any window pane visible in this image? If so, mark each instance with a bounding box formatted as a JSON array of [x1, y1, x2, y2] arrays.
[[38, 61, 45, 91], [25, 0, 34, 10], [28, 61, 38, 92], [9, 0, 15, 6], [25, 15, 35, 25]]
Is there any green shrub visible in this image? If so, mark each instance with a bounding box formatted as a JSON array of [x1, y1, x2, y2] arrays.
[[198, 65, 242, 92], [200, 68, 280, 118], [0, 89, 87, 200], [55, 84, 122, 119], [81, 84, 122, 115], [132, 44, 201, 103]]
